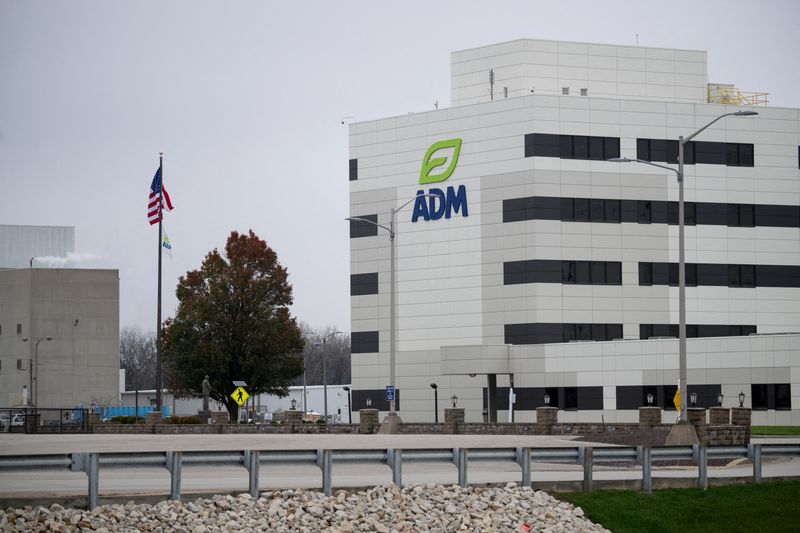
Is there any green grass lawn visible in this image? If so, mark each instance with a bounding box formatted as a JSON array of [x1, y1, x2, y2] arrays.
[[558, 480, 800, 533], [751, 425, 800, 436]]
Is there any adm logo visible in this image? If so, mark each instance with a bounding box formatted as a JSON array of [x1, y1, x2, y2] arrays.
[[412, 138, 469, 222]]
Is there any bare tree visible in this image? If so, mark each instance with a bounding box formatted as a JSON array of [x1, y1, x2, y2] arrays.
[[295, 323, 351, 386], [119, 326, 156, 391]]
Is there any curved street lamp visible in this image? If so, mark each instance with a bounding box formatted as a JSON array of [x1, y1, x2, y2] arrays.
[[609, 110, 757, 428], [346, 193, 442, 423], [21, 336, 52, 409]]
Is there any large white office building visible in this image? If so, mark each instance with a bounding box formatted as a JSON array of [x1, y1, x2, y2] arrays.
[[347, 39, 799, 425]]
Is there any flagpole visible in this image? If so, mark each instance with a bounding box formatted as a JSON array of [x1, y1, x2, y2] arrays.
[[155, 152, 163, 413]]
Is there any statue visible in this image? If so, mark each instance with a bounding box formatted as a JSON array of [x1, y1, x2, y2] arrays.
[[202, 375, 210, 412]]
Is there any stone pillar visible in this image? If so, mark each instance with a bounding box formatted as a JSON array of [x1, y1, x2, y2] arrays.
[[86, 413, 100, 431], [638, 406, 662, 427], [687, 407, 707, 446], [283, 410, 303, 426], [359, 409, 379, 434], [536, 407, 558, 433], [731, 407, 751, 426], [444, 408, 465, 434], [731, 407, 752, 444], [709, 407, 730, 425], [145, 411, 164, 426]]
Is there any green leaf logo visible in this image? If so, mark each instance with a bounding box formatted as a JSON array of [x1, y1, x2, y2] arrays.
[[419, 138, 462, 185]]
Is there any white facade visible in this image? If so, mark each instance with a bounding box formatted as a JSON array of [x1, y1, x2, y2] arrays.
[[348, 39, 799, 424]]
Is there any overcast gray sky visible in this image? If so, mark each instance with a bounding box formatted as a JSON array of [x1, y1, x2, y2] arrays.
[[2, 0, 798, 334]]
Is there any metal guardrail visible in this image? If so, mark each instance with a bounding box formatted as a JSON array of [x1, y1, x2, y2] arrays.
[[0, 443, 798, 510]]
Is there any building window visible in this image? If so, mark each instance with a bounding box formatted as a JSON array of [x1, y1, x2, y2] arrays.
[[637, 138, 753, 167], [504, 323, 623, 345], [752, 383, 792, 410], [349, 214, 378, 238], [639, 324, 756, 339], [350, 273, 379, 296], [525, 134, 620, 160], [351, 331, 379, 353], [639, 262, 800, 288], [348, 159, 358, 181], [504, 260, 621, 286], [503, 195, 799, 228], [580, 88, 588, 96], [16, 324, 22, 335], [562, 87, 569, 95]]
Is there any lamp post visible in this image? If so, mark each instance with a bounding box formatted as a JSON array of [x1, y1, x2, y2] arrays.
[[609, 110, 757, 427], [342, 386, 352, 423], [347, 193, 441, 419], [430, 383, 438, 423], [316, 330, 342, 422], [21, 336, 52, 409]]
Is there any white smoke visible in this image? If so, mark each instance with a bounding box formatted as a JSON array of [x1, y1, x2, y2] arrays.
[[32, 252, 103, 267]]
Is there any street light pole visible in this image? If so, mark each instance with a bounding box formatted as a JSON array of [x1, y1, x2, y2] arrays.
[[347, 193, 440, 419], [342, 386, 352, 423], [610, 110, 757, 427], [21, 336, 52, 409]]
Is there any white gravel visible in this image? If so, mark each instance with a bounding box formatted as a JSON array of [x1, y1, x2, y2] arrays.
[[0, 482, 609, 532]]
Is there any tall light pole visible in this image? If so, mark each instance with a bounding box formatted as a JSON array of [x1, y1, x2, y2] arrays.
[[430, 383, 438, 423], [610, 110, 757, 431], [347, 193, 440, 419], [316, 330, 341, 421], [342, 385, 352, 423], [21, 336, 52, 409]]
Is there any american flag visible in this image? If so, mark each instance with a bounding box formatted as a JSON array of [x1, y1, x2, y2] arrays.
[[148, 167, 173, 225]]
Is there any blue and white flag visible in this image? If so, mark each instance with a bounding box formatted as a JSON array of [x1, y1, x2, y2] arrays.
[[162, 228, 173, 259]]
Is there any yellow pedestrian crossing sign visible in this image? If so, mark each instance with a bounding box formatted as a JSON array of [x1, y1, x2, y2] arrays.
[[231, 386, 250, 407], [673, 388, 681, 411]]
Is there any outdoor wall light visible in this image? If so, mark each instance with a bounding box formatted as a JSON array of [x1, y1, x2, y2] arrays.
[[544, 394, 550, 406], [689, 392, 697, 408], [646, 393, 654, 406], [290, 398, 297, 410], [366, 397, 372, 408], [451, 395, 458, 408], [717, 393, 724, 406], [738, 391, 745, 407]]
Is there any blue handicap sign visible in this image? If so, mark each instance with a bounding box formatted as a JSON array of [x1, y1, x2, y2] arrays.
[[385, 386, 395, 401]]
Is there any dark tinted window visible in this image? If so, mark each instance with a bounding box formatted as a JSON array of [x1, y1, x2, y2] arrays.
[[349, 158, 358, 181], [606, 262, 622, 285], [638, 201, 652, 223], [525, 133, 560, 158], [351, 331, 379, 353], [605, 199, 621, 222], [505, 323, 623, 345], [350, 273, 379, 296], [695, 141, 727, 165], [637, 138, 650, 161], [605, 138, 620, 159], [574, 198, 590, 221], [502, 195, 799, 228], [349, 214, 378, 238], [573, 136, 589, 159], [588, 137, 604, 160], [639, 263, 653, 285]]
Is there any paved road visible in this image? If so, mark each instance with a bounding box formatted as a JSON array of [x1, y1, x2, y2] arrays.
[[0, 434, 797, 503]]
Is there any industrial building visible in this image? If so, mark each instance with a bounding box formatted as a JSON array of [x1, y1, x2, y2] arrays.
[[0, 225, 120, 409], [347, 39, 799, 425]]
